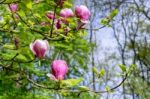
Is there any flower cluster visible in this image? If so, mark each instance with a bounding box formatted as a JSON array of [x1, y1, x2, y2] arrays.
[[28, 4, 90, 81], [30, 40, 68, 81], [26, 4, 90, 81], [9, 2, 91, 30], [45, 5, 90, 30], [9, 2, 90, 81]]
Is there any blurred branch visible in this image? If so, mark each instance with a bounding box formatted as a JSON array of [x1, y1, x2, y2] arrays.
[[133, 0, 150, 20], [0, 59, 129, 95], [50, 4, 58, 37], [78, 73, 128, 95], [84, 26, 106, 31], [27, 73, 128, 95]]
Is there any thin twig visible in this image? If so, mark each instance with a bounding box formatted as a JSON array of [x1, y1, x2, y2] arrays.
[[84, 26, 106, 31], [50, 4, 58, 37]]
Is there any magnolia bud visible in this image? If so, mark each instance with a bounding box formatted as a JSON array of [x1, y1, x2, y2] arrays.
[[30, 39, 49, 58], [9, 4, 18, 13], [60, 8, 74, 18], [55, 19, 62, 29], [14, 37, 19, 49], [46, 11, 55, 20], [51, 60, 68, 80], [75, 5, 90, 23]]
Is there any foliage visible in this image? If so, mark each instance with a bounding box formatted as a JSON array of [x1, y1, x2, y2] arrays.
[[0, 0, 137, 99], [0, 0, 91, 98]]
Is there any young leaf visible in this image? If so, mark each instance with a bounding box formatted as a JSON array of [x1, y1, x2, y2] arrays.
[[61, 78, 83, 87], [119, 64, 126, 72], [127, 64, 137, 75], [3, 44, 15, 50], [16, 54, 28, 62], [78, 86, 90, 91], [23, 0, 32, 9], [99, 69, 105, 76], [110, 9, 119, 18], [93, 67, 99, 75], [100, 18, 109, 25], [105, 86, 110, 92]]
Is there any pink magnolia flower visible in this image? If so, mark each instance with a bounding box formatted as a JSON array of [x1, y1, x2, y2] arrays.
[[9, 4, 18, 13], [30, 39, 49, 58], [75, 5, 90, 23], [51, 60, 68, 80], [54, 18, 68, 29], [46, 11, 55, 20], [60, 8, 74, 18]]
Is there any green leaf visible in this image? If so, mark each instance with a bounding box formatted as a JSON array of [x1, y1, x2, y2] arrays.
[[26, 0, 32, 9], [127, 64, 137, 75], [93, 67, 99, 75], [101, 18, 109, 25], [5, 74, 19, 79], [27, 3, 32, 9], [100, 18, 111, 27], [15, 54, 28, 62], [61, 78, 83, 87], [63, 1, 72, 7], [105, 86, 110, 92], [1, 51, 18, 60], [18, 10, 26, 17], [119, 64, 126, 72], [78, 86, 90, 91], [3, 44, 15, 50], [110, 9, 119, 18], [100, 9, 118, 26], [99, 69, 105, 76]]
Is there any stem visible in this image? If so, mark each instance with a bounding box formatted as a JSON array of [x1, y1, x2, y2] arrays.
[[50, 4, 58, 37]]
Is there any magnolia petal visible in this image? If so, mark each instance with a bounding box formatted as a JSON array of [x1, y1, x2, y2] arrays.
[[9, 4, 18, 12], [51, 60, 68, 80], [60, 8, 74, 18], [30, 43, 36, 55], [43, 40, 49, 56], [75, 5, 90, 21], [30, 39, 49, 58], [47, 73, 57, 81], [80, 20, 89, 24]]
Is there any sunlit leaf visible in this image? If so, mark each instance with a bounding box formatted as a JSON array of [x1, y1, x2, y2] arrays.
[[61, 78, 83, 87], [110, 9, 119, 18], [26, 0, 32, 9], [3, 44, 15, 50], [119, 64, 126, 72], [78, 86, 90, 91], [93, 67, 99, 75], [99, 69, 105, 76]]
